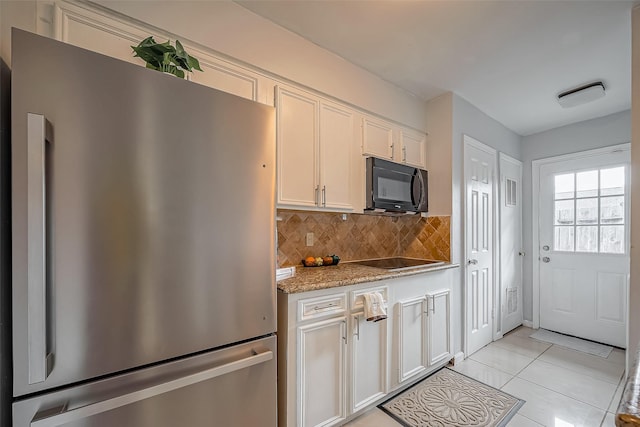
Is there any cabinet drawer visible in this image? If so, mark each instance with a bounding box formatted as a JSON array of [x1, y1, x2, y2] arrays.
[[350, 287, 388, 312], [298, 294, 347, 322]]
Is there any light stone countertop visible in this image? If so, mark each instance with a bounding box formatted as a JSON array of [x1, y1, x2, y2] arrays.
[[276, 261, 460, 294]]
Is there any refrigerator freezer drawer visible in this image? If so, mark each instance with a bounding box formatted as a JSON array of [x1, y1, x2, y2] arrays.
[[13, 335, 276, 427]]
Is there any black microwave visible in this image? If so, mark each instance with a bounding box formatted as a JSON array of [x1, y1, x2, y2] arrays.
[[365, 157, 428, 213]]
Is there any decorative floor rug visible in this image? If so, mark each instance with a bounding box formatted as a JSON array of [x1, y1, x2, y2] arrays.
[[529, 329, 612, 358], [379, 368, 524, 427]]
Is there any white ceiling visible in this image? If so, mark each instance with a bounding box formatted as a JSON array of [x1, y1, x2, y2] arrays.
[[236, 0, 633, 136]]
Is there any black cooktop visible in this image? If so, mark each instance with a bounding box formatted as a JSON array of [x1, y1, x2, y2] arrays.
[[353, 257, 443, 271]]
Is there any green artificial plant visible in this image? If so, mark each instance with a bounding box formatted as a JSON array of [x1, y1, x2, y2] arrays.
[[131, 36, 203, 79]]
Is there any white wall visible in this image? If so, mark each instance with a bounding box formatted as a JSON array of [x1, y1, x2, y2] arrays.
[[1, 2, 37, 67], [446, 93, 522, 353], [629, 5, 640, 370], [521, 110, 631, 322]]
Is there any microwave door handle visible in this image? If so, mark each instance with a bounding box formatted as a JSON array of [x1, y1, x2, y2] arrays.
[[411, 170, 422, 210]]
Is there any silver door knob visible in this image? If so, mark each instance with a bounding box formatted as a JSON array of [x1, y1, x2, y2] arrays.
[[542, 245, 550, 251], [542, 257, 550, 263], [467, 259, 478, 265]]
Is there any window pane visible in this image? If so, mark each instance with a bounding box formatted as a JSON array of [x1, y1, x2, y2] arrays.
[[601, 166, 625, 196], [601, 196, 624, 224], [554, 226, 574, 251], [600, 225, 625, 254], [555, 173, 574, 200], [577, 170, 598, 198], [554, 200, 574, 225], [576, 226, 598, 252], [576, 198, 598, 224]]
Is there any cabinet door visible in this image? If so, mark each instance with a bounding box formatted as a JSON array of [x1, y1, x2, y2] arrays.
[[396, 297, 427, 383], [362, 117, 393, 159], [427, 290, 452, 366], [399, 129, 427, 168], [50, 2, 262, 102], [350, 313, 387, 413], [320, 102, 354, 210], [298, 317, 347, 427], [276, 86, 319, 208]]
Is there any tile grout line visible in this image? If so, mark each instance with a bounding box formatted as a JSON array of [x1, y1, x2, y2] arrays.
[[520, 344, 621, 408], [500, 340, 553, 391], [509, 376, 610, 414]]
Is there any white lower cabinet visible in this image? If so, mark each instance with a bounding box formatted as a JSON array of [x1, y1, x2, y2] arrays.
[[427, 290, 452, 366], [298, 317, 347, 427], [396, 289, 451, 383], [391, 269, 454, 388], [278, 267, 455, 427], [397, 296, 428, 382], [349, 311, 387, 413]]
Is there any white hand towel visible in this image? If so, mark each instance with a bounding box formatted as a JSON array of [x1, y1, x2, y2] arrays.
[[363, 292, 387, 322]]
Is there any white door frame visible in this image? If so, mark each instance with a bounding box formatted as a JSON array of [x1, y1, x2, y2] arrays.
[[531, 143, 631, 329], [463, 135, 499, 355]]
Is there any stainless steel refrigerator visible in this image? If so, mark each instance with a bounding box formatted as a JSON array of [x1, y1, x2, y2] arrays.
[[10, 29, 277, 426]]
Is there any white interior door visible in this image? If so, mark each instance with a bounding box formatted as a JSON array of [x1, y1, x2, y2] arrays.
[[500, 154, 523, 335], [539, 150, 629, 348], [465, 136, 495, 356]]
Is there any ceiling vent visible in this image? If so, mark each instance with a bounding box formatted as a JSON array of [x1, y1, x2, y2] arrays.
[[557, 81, 606, 108]]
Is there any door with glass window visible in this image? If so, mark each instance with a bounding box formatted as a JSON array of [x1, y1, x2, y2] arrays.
[[539, 150, 629, 347]]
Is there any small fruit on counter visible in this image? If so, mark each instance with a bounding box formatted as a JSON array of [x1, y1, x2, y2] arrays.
[[304, 256, 316, 267], [315, 257, 323, 266], [323, 256, 333, 265]]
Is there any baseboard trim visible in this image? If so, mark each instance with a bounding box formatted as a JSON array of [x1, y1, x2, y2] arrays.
[[450, 352, 465, 366], [523, 320, 534, 329]]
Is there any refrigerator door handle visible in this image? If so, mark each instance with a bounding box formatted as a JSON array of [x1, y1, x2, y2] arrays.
[[27, 113, 53, 385], [30, 349, 274, 427]]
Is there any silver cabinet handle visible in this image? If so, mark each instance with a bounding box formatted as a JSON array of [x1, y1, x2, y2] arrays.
[[542, 257, 551, 263], [342, 320, 347, 344], [322, 185, 326, 207], [27, 113, 53, 385], [30, 349, 273, 427], [313, 302, 336, 311], [467, 259, 478, 265], [315, 185, 320, 207], [402, 146, 407, 162], [424, 296, 435, 315], [353, 315, 360, 341]]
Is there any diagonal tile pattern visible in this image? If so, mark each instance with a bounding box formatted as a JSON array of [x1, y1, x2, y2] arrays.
[[344, 326, 625, 427], [276, 210, 450, 267]]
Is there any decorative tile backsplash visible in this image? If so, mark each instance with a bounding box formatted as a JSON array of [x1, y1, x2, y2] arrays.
[[277, 210, 450, 267]]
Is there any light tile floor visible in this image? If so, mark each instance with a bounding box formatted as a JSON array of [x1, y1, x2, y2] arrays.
[[343, 326, 625, 426]]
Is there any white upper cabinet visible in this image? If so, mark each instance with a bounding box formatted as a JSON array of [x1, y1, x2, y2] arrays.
[[46, 1, 270, 104], [320, 102, 355, 210], [399, 128, 427, 169], [361, 116, 427, 169], [275, 86, 319, 208], [276, 86, 356, 211], [362, 117, 394, 160]]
